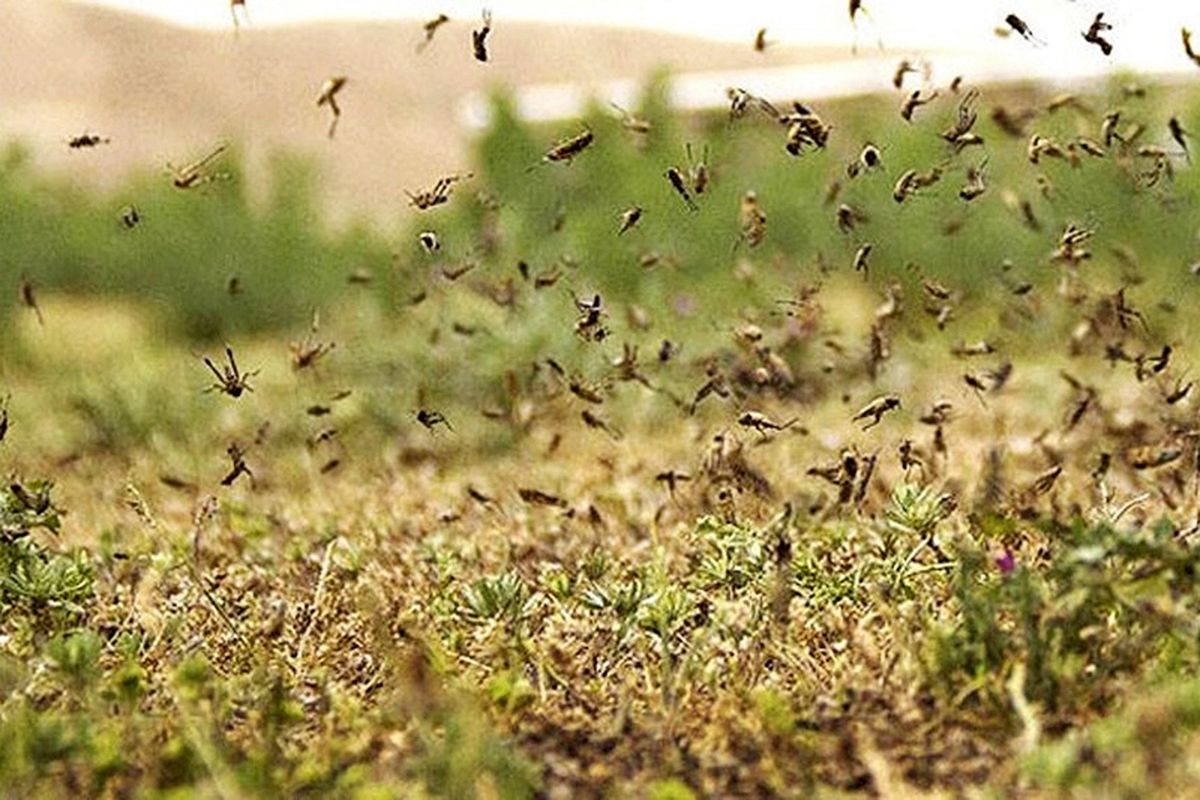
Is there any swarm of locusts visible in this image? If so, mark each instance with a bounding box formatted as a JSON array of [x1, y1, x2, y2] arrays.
[[15, 4, 1200, 799]]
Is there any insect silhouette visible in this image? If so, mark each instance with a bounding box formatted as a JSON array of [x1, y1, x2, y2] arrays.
[[610, 102, 652, 135], [892, 59, 919, 90], [68, 132, 109, 149], [407, 173, 471, 209], [168, 144, 229, 189], [852, 394, 901, 430], [120, 205, 141, 230], [472, 9, 492, 62], [1005, 14, 1044, 46], [418, 231, 441, 252], [738, 411, 799, 437], [1185, 28, 1200, 68], [1082, 13, 1113, 56], [726, 87, 778, 122], [618, 205, 643, 235], [686, 143, 711, 194], [221, 442, 253, 487], [581, 409, 622, 440], [230, 0, 248, 29], [203, 346, 258, 398], [900, 89, 938, 123], [848, 0, 883, 53], [417, 409, 453, 432], [738, 191, 767, 249], [536, 129, 595, 166], [19, 274, 44, 326], [853, 243, 873, 276], [417, 13, 450, 52], [959, 158, 988, 201], [290, 312, 335, 371], [1170, 117, 1190, 162], [316, 76, 348, 139], [837, 203, 868, 233], [665, 167, 699, 211]]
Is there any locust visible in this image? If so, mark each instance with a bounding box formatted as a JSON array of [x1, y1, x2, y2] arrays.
[[518, 487, 568, 508], [618, 205, 643, 235], [568, 376, 607, 405], [686, 143, 710, 194], [1101, 111, 1124, 147], [853, 243, 873, 277], [852, 394, 901, 430], [665, 167, 698, 211], [68, 132, 109, 149], [1186, 28, 1200, 68], [169, 144, 229, 189], [655, 469, 692, 497], [941, 88, 980, 143], [893, 166, 942, 203], [737, 411, 798, 437], [726, 87, 778, 122], [1005, 14, 1044, 46], [417, 13, 450, 52], [316, 76, 348, 139], [959, 158, 988, 202], [849, 0, 883, 53], [203, 346, 257, 398], [610, 102, 651, 135], [290, 312, 335, 370], [221, 443, 253, 487], [1027, 465, 1063, 496], [472, 9, 492, 62], [536, 129, 595, 166], [851, 142, 883, 176], [418, 231, 441, 253], [230, 0, 248, 29], [754, 28, 772, 52], [780, 103, 832, 155], [406, 173, 471, 210], [19, 275, 44, 326], [416, 409, 453, 432], [837, 203, 868, 233], [951, 340, 995, 357], [441, 262, 476, 281], [737, 191, 767, 249], [581, 409, 622, 440], [573, 292, 609, 342], [120, 205, 140, 230], [1028, 134, 1068, 164], [690, 369, 731, 414], [900, 89, 938, 123], [1052, 222, 1094, 265], [892, 59, 918, 90], [1083, 12, 1113, 56], [1170, 117, 1190, 162]]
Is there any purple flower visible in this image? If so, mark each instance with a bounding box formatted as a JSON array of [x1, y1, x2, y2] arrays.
[[995, 549, 1016, 575]]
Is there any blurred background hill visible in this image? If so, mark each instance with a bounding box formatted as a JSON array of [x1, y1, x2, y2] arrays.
[[0, 0, 848, 219]]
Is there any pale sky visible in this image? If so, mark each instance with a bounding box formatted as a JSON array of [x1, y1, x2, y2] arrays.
[[72, 1, 1200, 77]]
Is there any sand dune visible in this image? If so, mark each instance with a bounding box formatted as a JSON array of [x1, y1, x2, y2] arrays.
[[1, 1, 849, 222]]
